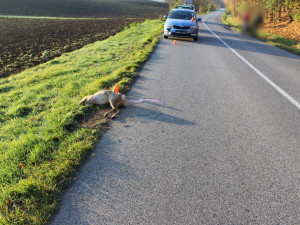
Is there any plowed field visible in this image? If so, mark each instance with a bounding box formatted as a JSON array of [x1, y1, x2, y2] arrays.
[[0, 0, 168, 78], [0, 0, 167, 18], [0, 18, 144, 78]]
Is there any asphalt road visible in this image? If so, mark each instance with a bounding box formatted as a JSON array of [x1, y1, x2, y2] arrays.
[[51, 10, 300, 224]]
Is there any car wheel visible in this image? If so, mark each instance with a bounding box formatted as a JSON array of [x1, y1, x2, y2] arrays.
[[164, 35, 168, 39], [193, 36, 198, 41]]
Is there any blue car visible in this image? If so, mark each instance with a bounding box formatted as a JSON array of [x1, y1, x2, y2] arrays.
[[164, 9, 201, 41]]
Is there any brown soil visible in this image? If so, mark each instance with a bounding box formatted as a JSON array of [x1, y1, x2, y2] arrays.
[[0, 17, 144, 78], [67, 107, 112, 131], [0, 0, 168, 19]]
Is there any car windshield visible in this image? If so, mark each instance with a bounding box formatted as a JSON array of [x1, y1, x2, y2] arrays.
[[168, 11, 195, 20], [175, 6, 190, 9]]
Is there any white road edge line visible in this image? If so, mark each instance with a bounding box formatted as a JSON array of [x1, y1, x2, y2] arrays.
[[202, 15, 300, 110]]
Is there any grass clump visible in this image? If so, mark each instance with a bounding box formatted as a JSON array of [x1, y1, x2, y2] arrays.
[[256, 30, 300, 55], [294, 9, 300, 22], [221, 12, 241, 30], [0, 19, 164, 224], [221, 13, 300, 55]]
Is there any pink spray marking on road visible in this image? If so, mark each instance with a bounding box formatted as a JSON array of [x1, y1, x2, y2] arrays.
[[128, 98, 165, 105]]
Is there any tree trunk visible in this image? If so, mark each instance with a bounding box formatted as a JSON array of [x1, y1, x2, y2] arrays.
[[265, 10, 269, 19], [270, 11, 274, 23], [287, 7, 293, 22]]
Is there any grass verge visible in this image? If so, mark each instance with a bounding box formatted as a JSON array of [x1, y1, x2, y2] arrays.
[[221, 13, 300, 55], [0, 19, 164, 224], [221, 12, 241, 31]]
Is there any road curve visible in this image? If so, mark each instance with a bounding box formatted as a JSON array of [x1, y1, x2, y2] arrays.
[[51, 10, 300, 224]]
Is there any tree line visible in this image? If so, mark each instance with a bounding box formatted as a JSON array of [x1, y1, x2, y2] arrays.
[[194, 0, 223, 13], [168, 0, 223, 13], [223, 0, 300, 23]]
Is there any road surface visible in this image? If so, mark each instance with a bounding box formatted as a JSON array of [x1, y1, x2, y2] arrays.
[[51, 10, 300, 224]]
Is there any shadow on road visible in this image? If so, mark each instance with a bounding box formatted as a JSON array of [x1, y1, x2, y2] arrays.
[[119, 105, 195, 126]]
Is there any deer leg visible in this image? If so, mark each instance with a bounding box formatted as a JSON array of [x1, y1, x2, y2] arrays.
[[104, 108, 116, 117], [111, 109, 121, 119]]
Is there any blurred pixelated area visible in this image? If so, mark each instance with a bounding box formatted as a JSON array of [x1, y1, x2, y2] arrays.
[[223, 0, 300, 41]]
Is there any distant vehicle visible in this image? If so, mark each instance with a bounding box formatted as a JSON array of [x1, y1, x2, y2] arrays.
[[163, 9, 201, 41], [185, 0, 193, 4], [175, 5, 195, 11]]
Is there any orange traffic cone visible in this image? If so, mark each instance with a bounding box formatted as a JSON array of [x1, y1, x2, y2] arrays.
[[191, 17, 194, 22], [113, 84, 120, 93], [173, 40, 177, 45]]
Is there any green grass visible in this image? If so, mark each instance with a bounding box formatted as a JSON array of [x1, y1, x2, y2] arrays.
[[294, 9, 300, 22], [221, 13, 300, 55], [221, 12, 241, 31], [0, 19, 164, 224], [256, 30, 300, 55]]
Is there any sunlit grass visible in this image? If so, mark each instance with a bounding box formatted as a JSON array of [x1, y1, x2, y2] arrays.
[[257, 30, 300, 55], [221, 12, 241, 30], [0, 19, 164, 224]]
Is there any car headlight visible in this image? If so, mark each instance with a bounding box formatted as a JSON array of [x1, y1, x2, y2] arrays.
[[190, 26, 198, 29], [165, 24, 172, 31]]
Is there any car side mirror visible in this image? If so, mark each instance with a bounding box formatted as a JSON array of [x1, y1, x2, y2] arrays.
[[197, 18, 202, 21], [163, 15, 168, 19]]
